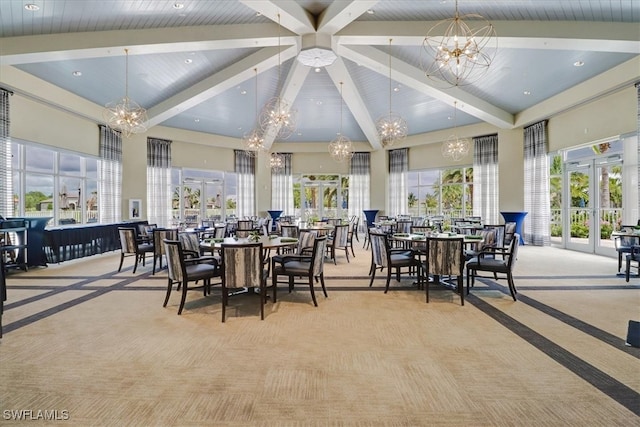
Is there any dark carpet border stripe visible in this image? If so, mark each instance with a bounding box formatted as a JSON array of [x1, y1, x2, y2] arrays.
[[467, 293, 640, 417], [471, 277, 640, 359]]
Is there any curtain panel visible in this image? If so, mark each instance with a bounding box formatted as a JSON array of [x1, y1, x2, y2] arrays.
[[472, 134, 499, 224], [235, 150, 255, 218], [523, 121, 550, 246], [0, 89, 11, 218], [271, 153, 293, 214], [147, 137, 172, 228], [349, 152, 370, 231], [98, 125, 122, 224], [637, 83, 640, 215], [388, 148, 408, 217]]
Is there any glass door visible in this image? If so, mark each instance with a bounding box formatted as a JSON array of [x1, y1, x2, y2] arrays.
[[564, 156, 622, 256], [299, 176, 342, 221]]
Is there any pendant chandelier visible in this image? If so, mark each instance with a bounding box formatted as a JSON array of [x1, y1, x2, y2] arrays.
[[375, 39, 407, 148], [421, 0, 497, 87], [269, 152, 285, 172], [103, 49, 148, 137], [259, 13, 297, 140], [442, 101, 470, 161], [242, 68, 266, 156], [328, 82, 354, 162]]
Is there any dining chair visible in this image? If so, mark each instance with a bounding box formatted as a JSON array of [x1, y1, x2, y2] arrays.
[[466, 233, 520, 301], [162, 239, 220, 315], [279, 224, 300, 254], [368, 230, 420, 293], [178, 231, 221, 272], [616, 225, 639, 273], [327, 223, 350, 264], [503, 222, 517, 248], [117, 227, 154, 273], [152, 228, 178, 274], [421, 237, 465, 305], [272, 230, 315, 265], [464, 229, 497, 261], [346, 218, 357, 258], [236, 219, 254, 238], [271, 235, 328, 307], [220, 242, 270, 321], [625, 244, 640, 282]]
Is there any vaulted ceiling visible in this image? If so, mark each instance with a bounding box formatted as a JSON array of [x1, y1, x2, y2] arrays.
[[1, 0, 638, 150]]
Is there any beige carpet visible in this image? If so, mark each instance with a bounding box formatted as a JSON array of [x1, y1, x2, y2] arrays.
[[1, 238, 639, 426]]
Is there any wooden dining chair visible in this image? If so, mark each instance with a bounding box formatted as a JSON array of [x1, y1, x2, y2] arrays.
[[421, 237, 465, 305], [152, 228, 178, 274], [220, 242, 270, 322], [117, 227, 154, 273], [162, 239, 220, 315], [327, 223, 350, 264], [466, 234, 520, 301], [368, 231, 419, 293]]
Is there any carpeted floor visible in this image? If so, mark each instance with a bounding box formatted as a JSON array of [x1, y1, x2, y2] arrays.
[[1, 237, 639, 426]]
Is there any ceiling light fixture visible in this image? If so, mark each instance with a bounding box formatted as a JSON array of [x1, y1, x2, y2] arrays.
[[24, 4, 39, 11], [103, 48, 148, 138], [296, 47, 337, 69], [269, 152, 285, 172], [328, 82, 354, 163], [421, 0, 497, 86], [442, 101, 469, 161], [259, 13, 297, 140], [242, 68, 266, 157], [375, 38, 408, 148], [172, 3, 184, 10]]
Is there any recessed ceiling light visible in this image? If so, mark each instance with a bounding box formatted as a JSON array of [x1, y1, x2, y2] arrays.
[[194, 118, 200, 123], [366, 9, 374, 14], [523, 90, 531, 95], [393, 87, 400, 92], [256, 12, 262, 17], [172, 3, 184, 9], [184, 58, 193, 64], [240, 90, 247, 95], [574, 60, 584, 67], [72, 71, 82, 77], [316, 100, 323, 105], [314, 67, 321, 73], [24, 4, 39, 11]]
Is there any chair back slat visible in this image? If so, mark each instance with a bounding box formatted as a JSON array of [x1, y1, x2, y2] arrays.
[[311, 236, 328, 276], [333, 224, 349, 246], [369, 231, 389, 268], [118, 228, 137, 253], [163, 239, 185, 283], [178, 232, 200, 254]]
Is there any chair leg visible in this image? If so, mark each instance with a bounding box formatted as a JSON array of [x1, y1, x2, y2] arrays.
[[163, 278, 173, 307], [118, 253, 125, 272], [344, 247, 350, 263], [272, 274, 278, 302], [260, 284, 265, 320], [507, 273, 517, 301], [619, 252, 623, 273], [319, 273, 328, 298], [384, 268, 392, 294], [222, 287, 227, 322], [308, 275, 318, 307], [625, 257, 631, 282], [177, 279, 188, 315], [368, 264, 377, 287], [133, 254, 139, 274], [152, 256, 157, 275], [458, 275, 464, 306]]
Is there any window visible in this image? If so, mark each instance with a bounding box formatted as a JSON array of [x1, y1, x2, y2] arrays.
[[407, 167, 474, 226]]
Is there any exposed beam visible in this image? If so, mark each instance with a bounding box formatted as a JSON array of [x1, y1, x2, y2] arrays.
[[239, 0, 315, 34], [0, 24, 297, 65], [337, 44, 514, 129], [262, 58, 311, 149], [325, 57, 382, 150], [146, 46, 298, 127], [317, 0, 379, 35]]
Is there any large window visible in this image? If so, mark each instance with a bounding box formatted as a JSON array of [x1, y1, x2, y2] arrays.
[[12, 141, 99, 226], [293, 174, 349, 221], [407, 167, 474, 223], [171, 167, 236, 225]]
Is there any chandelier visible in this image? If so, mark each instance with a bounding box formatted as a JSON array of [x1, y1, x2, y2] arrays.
[[259, 13, 297, 140], [375, 39, 407, 148], [442, 101, 470, 161], [421, 0, 497, 87], [328, 82, 354, 162], [242, 68, 266, 156], [269, 152, 285, 172], [103, 49, 148, 137]]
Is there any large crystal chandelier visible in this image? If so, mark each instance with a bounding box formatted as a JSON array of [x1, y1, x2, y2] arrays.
[[259, 13, 297, 141], [375, 39, 407, 148], [328, 82, 354, 162], [442, 101, 470, 161], [103, 49, 148, 137], [242, 68, 266, 156], [421, 0, 497, 87]]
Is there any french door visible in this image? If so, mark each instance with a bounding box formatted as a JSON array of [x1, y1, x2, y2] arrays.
[[564, 157, 621, 256], [300, 179, 342, 220], [181, 178, 224, 224]]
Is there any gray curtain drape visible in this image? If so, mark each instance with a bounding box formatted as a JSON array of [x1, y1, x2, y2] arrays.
[[472, 134, 499, 224], [349, 152, 370, 232], [388, 148, 408, 217], [0, 88, 11, 218], [235, 150, 255, 218], [98, 125, 122, 224], [637, 83, 639, 215], [271, 153, 293, 214], [523, 121, 550, 246], [147, 137, 172, 227]]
